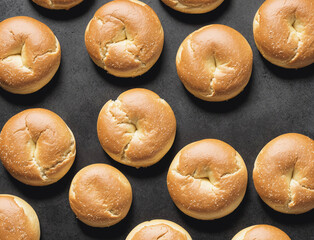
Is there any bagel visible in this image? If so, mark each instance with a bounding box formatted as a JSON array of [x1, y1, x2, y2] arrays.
[[161, 0, 224, 14], [0, 16, 61, 94], [97, 88, 176, 168], [0, 194, 40, 240], [176, 24, 253, 101], [253, 0, 314, 68], [85, 0, 164, 77], [69, 164, 132, 227], [32, 0, 83, 10], [0, 108, 76, 186], [167, 139, 248, 220], [126, 219, 192, 240], [253, 133, 314, 214], [232, 225, 291, 240]]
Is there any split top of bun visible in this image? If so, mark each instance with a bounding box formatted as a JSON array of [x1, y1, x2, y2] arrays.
[[232, 225, 291, 240], [253, 0, 314, 68], [176, 24, 253, 101], [32, 0, 84, 10], [0, 194, 40, 240], [0, 16, 61, 94], [97, 88, 176, 168], [167, 139, 248, 220], [161, 0, 225, 14], [126, 219, 192, 240], [0, 108, 76, 186], [253, 133, 314, 214], [85, 0, 164, 77]]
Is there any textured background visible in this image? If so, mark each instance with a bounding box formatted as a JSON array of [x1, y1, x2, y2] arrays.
[[0, 0, 313, 239]]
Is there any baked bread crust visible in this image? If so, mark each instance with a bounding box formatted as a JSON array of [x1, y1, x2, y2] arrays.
[[167, 139, 248, 220], [161, 0, 224, 14], [97, 88, 176, 168], [0, 16, 61, 94], [0, 108, 76, 186], [32, 0, 83, 10], [176, 24, 253, 101], [253, 133, 314, 214], [69, 164, 132, 227], [126, 219, 192, 240], [253, 0, 314, 68], [85, 0, 164, 77], [0, 194, 40, 240], [232, 225, 291, 240]]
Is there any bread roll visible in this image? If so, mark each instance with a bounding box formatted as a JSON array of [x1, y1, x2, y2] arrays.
[[167, 139, 248, 220], [0, 108, 76, 186], [176, 24, 253, 101], [253, 0, 314, 68], [0, 194, 40, 240], [69, 164, 132, 227], [0, 16, 61, 94], [161, 0, 224, 14], [126, 219, 192, 240], [232, 225, 291, 240], [253, 133, 314, 214], [85, 0, 164, 77], [97, 88, 176, 168], [32, 0, 83, 10]]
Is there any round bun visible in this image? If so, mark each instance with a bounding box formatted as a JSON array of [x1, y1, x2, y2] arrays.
[[69, 164, 132, 227], [0, 16, 61, 94], [85, 0, 164, 77], [167, 139, 248, 220], [253, 133, 314, 214], [97, 88, 176, 168], [161, 0, 224, 14], [126, 219, 192, 240], [0, 108, 76, 186], [176, 24, 253, 102], [232, 225, 291, 240], [0, 194, 40, 240], [253, 0, 314, 69], [31, 0, 83, 9]]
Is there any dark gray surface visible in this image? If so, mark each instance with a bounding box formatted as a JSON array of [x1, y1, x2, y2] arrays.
[[0, 0, 313, 239]]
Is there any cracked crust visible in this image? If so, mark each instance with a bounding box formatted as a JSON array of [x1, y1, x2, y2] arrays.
[[0, 108, 76, 186], [253, 133, 314, 214], [0, 16, 61, 94], [232, 225, 291, 240], [126, 219, 192, 240], [253, 0, 314, 69], [97, 88, 176, 168], [85, 0, 164, 77], [167, 139, 248, 220], [32, 0, 83, 10], [161, 0, 224, 14], [0, 194, 40, 240], [176, 24, 253, 102], [69, 164, 132, 227]]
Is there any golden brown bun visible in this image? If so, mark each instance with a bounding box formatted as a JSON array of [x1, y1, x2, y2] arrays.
[[253, 133, 314, 214], [85, 0, 164, 77], [126, 219, 192, 240], [232, 225, 291, 240], [32, 0, 83, 10], [167, 139, 248, 220], [69, 164, 132, 227], [253, 0, 314, 69], [97, 88, 176, 168], [0, 108, 76, 186], [161, 0, 224, 14], [0, 194, 40, 240], [176, 24, 253, 102], [0, 16, 61, 94]]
